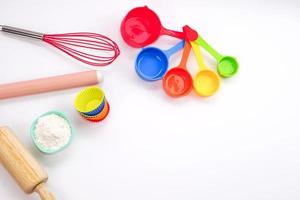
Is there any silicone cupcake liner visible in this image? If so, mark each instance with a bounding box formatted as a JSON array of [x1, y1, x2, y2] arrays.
[[81, 101, 110, 121], [83, 103, 110, 122], [74, 86, 105, 115], [82, 98, 106, 117], [80, 99, 107, 118]]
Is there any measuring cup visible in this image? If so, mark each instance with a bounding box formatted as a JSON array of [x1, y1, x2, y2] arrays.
[[121, 6, 184, 48], [163, 41, 193, 97], [190, 41, 220, 97], [195, 36, 238, 78], [135, 40, 185, 81]]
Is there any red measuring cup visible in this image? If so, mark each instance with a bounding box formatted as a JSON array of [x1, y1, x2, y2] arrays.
[[120, 6, 185, 48], [163, 41, 193, 97]]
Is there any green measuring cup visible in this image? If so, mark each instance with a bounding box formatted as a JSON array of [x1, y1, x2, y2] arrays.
[[195, 36, 238, 78]]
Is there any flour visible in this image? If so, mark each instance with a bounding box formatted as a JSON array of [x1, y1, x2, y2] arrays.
[[35, 114, 71, 150]]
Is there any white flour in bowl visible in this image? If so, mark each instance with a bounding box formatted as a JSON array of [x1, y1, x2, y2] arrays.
[[34, 114, 71, 151]]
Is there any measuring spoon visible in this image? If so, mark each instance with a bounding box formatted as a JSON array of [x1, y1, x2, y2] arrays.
[[135, 40, 185, 81], [195, 35, 238, 78], [121, 6, 184, 48], [163, 41, 193, 97], [183, 25, 238, 78], [190, 41, 220, 97]]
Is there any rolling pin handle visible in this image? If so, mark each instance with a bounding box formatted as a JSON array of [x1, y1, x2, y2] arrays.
[[34, 183, 56, 200]]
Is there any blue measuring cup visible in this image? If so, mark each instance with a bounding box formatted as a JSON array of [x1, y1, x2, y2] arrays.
[[135, 40, 185, 81]]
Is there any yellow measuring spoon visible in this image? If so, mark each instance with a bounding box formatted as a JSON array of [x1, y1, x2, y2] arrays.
[[190, 41, 220, 97]]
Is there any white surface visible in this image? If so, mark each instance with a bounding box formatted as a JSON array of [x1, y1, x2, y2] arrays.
[[0, 0, 300, 199]]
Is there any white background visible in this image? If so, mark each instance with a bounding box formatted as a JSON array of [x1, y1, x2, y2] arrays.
[[0, 0, 300, 199]]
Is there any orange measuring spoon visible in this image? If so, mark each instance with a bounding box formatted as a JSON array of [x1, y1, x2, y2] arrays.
[[162, 41, 193, 97]]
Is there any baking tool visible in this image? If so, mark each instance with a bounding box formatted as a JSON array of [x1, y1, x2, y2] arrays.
[[81, 101, 110, 122], [80, 99, 106, 118], [183, 26, 220, 97], [196, 36, 238, 77], [0, 126, 55, 200], [31, 111, 74, 154], [184, 25, 238, 78], [75, 86, 110, 122], [135, 40, 185, 81], [0, 70, 102, 100], [121, 6, 184, 48], [74, 86, 105, 115], [163, 41, 193, 97], [0, 25, 120, 66], [82, 98, 106, 116], [190, 41, 220, 96]]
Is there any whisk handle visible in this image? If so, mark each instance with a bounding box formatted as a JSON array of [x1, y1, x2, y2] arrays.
[[0, 25, 43, 40]]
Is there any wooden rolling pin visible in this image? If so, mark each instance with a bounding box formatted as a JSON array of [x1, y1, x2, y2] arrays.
[[0, 126, 55, 200], [0, 70, 103, 100]]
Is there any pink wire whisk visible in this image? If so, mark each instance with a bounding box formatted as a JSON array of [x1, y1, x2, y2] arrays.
[[0, 25, 120, 67]]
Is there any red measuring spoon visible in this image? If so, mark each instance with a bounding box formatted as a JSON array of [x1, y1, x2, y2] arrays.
[[163, 41, 193, 97], [120, 6, 185, 48]]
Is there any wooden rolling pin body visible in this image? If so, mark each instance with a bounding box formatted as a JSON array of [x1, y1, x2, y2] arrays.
[[0, 126, 55, 200]]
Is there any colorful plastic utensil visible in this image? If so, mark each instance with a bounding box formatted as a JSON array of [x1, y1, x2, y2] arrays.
[[183, 25, 238, 78], [190, 41, 220, 97], [135, 40, 185, 81], [163, 41, 193, 97], [195, 36, 238, 78], [121, 6, 184, 48]]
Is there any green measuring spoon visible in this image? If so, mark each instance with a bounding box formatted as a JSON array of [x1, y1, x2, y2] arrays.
[[195, 36, 238, 78], [183, 25, 238, 78]]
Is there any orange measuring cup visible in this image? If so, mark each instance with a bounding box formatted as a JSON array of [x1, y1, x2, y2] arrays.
[[162, 41, 193, 97]]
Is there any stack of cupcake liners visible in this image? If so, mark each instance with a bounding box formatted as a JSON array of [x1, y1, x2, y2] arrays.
[[75, 86, 110, 122]]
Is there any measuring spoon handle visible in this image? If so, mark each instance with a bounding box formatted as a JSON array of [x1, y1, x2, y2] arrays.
[[164, 40, 185, 58], [178, 42, 191, 69], [161, 27, 185, 39], [196, 36, 223, 61], [191, 41, 207, 71]]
